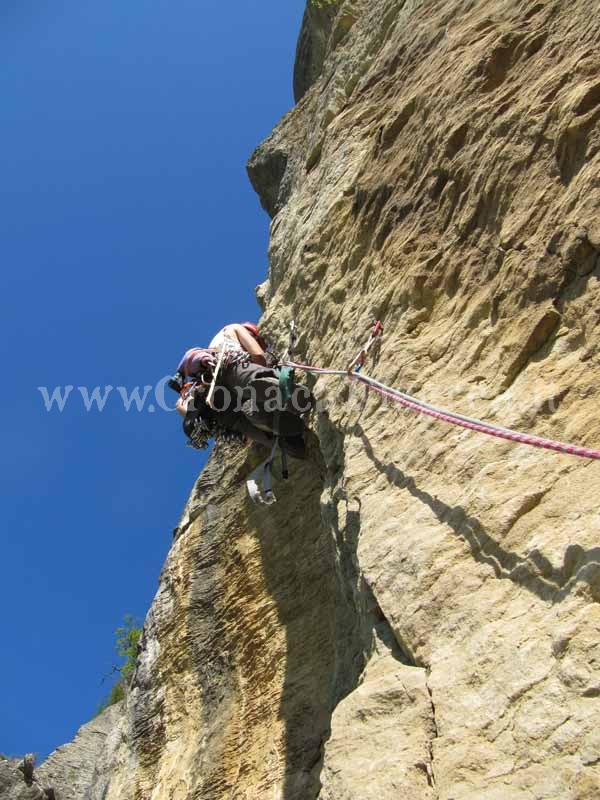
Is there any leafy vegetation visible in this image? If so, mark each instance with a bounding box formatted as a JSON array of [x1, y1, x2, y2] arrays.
[[97, 615, 142, 715], [115, 615, 142, 682]]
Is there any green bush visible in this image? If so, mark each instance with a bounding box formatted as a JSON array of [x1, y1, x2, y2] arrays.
[[97, 615, 142, 715], [115, 615, 142, 682]]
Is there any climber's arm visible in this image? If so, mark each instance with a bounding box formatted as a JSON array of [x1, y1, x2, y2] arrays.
[[231, 324, 267, 365]]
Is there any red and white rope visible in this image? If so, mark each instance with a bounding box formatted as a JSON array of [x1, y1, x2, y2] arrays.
[[283, 361, 600, 461]]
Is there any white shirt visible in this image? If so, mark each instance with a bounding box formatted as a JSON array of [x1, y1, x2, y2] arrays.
[[209, 325, 243, 352]]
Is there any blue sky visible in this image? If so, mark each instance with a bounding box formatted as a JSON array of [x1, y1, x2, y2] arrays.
[[0, 0, 304, 758]]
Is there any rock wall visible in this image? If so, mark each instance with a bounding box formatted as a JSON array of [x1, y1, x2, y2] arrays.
[[248, 3, 600, 795], [30, 1, 600, 798], [40, 703, 125, 799], [0, 703, 123, 799], [293, 2, 338, 102]]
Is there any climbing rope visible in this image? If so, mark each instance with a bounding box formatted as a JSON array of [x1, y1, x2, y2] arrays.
[[280, 352, 600, 462]]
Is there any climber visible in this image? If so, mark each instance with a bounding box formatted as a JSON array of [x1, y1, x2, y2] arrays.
[[170, 322, 311, 457], [207, 322, 302, 415]]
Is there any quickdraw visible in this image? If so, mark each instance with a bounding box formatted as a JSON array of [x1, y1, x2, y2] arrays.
[[346, 320, 384, 373], [185, 410, 247, 451]]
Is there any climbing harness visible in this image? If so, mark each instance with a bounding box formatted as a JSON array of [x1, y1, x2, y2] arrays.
[[346, 320, 384, 373], [281, 317, 600, 462]]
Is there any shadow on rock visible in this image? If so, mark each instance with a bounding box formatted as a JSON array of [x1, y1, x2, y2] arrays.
[[357, 426, 600, 605], [251, 429, 410, 799]]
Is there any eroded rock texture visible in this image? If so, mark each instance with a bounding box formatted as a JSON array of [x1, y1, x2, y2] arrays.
[[52, 1, 600, 798]]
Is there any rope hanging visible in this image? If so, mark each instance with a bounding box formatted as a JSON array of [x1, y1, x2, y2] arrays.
[[281, 357, 600, 462]]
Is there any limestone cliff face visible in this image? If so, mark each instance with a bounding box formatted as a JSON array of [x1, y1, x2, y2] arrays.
[[37, 1, 600, 798]]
